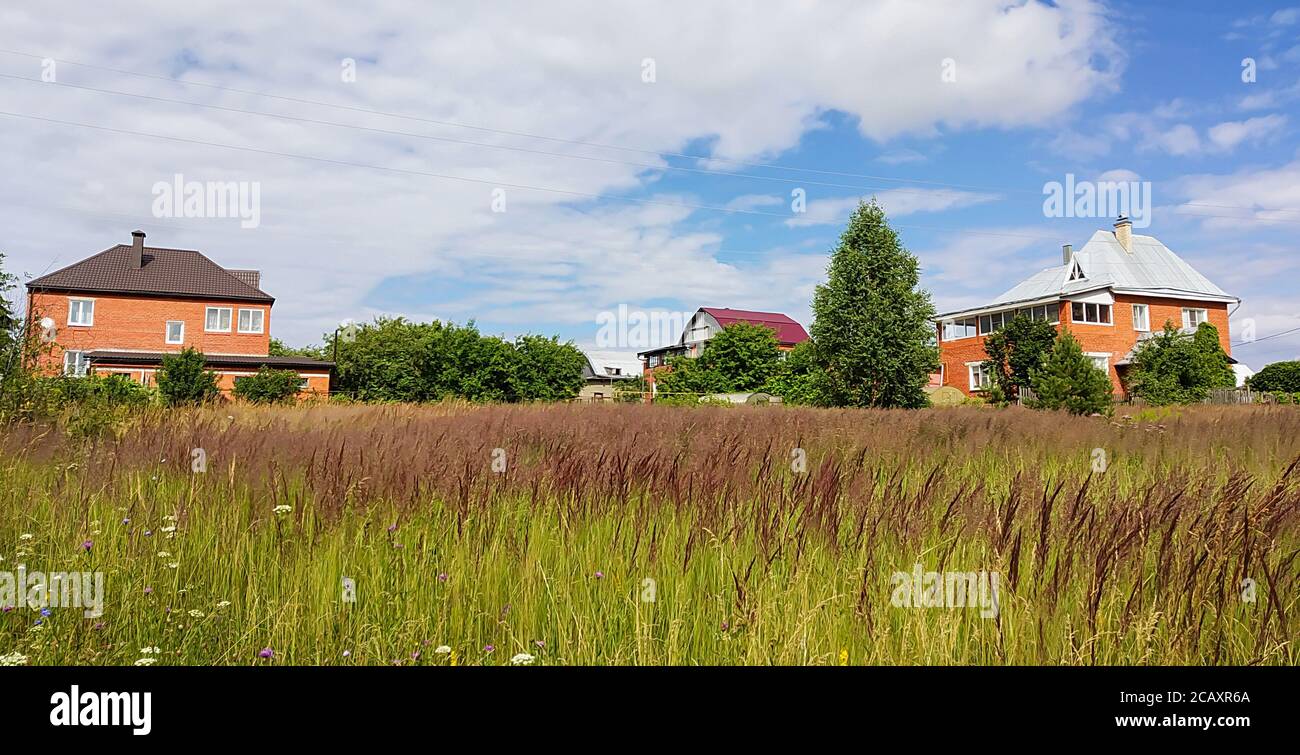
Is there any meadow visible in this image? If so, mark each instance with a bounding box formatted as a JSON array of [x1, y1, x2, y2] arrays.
[[0, 402, 1296, 666]]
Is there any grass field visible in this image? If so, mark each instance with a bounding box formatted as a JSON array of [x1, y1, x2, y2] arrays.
[[1, 403, 1297, 666]]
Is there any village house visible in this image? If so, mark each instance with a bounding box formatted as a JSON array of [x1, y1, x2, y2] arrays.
[[638, 307, 809, 398], [579, 350, 643, 401], [934, 218, 1239, 399], [25, 231, 332, 397]]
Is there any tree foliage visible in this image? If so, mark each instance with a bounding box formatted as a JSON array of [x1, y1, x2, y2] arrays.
[[233, 366, 302, 404], [981, 314, 1056, 404], [654, 322, 783, 400], [1125, 322, 1235, 405], [331, 317, 586, 403], [809, 199, 938, 408], [1246, 360, 1300, 393], [1028, 329, 1113, 415], [156, 348, 220, 406]]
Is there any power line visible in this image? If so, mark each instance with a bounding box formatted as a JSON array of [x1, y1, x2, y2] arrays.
[[1233, 325, 1300, 348], [5, 46, 1300, 218]]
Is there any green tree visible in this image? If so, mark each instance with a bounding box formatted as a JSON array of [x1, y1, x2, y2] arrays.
[[156, 348, 220, 405], [810, 199, 938, 408], [698, 322, 781, 391], [981, 314, 1057, 404], [233, 366, 302, 404], [1247, 361, 1300, 393], [654, 353, 731, 400], [1028, 329, 1113, 415], [0, 253, 19, 380], [270, 338, 327, 360], [762, 340, 825, 405], [1126, 322, 1236, 405], [333, 318, 437, 401], [511, 335, 586, 401]]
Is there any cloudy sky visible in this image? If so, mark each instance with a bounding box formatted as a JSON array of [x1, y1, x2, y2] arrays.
[[1, 0, 1298, 368]]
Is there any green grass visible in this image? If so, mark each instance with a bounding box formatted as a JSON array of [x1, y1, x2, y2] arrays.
[[1, 402, 1297, 665]]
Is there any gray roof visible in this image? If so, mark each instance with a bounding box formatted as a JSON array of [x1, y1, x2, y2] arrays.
[[939, 230, 1235, 318]]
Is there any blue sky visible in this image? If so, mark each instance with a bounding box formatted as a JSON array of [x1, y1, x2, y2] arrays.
[[2, 0, 1299, 368]]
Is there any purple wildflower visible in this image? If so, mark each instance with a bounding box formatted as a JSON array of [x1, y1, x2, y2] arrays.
[[82, 540, 93, 551], [595, 571, 604, 579], [437, 573, 448, 582], [484, 644, 495, 653], [258, 648, 274, 659]]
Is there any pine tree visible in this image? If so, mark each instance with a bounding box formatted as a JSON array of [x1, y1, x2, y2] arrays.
[[810, 200, 938, 408], [1028, 329, 1112, 415]]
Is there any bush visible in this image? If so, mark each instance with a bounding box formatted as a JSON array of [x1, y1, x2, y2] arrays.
[[1247, 361, 1300, 393], [156, 348, 220, 406], [981, 314, 1057, 404], [1028, 329, 1113, 415], [1126, 323, 1235, 405], [233, 367, 302, 404]]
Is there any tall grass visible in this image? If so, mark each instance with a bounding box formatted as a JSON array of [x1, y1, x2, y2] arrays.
[[1, 403, 1297, 665]]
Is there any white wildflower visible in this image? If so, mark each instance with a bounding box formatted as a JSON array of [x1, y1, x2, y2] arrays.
[[133, 657, 157, 666], [0, 651, 29, 666], [434, 645, 452, 654], [272, 505, 292, 516], [510, 653, 536, 665], [19, 534, 32, 540]]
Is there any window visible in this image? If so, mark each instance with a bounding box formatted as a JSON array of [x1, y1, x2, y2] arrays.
[[165, 320, 185, 344], [688, 326, 710, 342], [1131, 304, 1150, 332], [943, 318, 978, 341], [1182, 308, 1208, 330], [1069, 260, 1086, 281], [1085, 353, 1110, 374], [979, 312, 1010, 334], [237, 308, 264, 334], [298, 378, 310, 391], [63, 350, 88, 377], [1014, 304, 1058, 323], [967, 362, 991, 391], [67, 299, 94, 327], [205, 306, 232, 332], [1071, 302, 1112, 325]]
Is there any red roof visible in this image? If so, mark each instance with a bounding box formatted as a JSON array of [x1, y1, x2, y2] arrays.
[[700, 307, 809, 345]]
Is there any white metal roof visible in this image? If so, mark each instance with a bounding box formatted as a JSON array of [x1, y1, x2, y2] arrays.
[[938, 230, 1236, 319], [582, 350, 643, 379]]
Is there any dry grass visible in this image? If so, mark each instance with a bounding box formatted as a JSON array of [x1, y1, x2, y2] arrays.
[[1, 402, 1297, 665]]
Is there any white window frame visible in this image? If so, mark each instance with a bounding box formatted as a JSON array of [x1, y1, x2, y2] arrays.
[[1085, 352, 1110, 375], [966, 361, 991, 392], [205, 306, 233, 333], [63, 350, 89, 377], [165, 320, 185, 345], [1131, 304, 1150, 332], [67, 298, 95, 327], [1071, 301, 1113, 326], [1182, 308, 1208, 330], [943, 318, 978, 341], [237, 308, 265, 334]]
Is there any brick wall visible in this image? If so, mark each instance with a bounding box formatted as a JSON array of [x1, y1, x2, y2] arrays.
[[28, 291, 271, 375], [938, 296, 1231, 397]]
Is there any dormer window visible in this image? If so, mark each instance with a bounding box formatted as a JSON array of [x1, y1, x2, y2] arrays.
[[1068, 260, 1086, 281]]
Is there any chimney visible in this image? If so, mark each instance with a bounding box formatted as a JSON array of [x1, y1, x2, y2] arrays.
[[1061, 243, 1072, 264], [130, 230, 146, 268], [1113, 216, 1132, 253]]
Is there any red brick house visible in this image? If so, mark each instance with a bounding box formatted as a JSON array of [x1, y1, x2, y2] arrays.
[[25, 231, 332, 397], [935, 218, 1237, 399], [638, 307, 809, 398]]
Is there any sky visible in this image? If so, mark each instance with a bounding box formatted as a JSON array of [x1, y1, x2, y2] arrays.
[[1, 0, 1299, 369]]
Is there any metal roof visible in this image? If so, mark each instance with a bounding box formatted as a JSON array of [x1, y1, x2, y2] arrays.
[[938, 230, 1235, 319], [27, 243, 274, 303]]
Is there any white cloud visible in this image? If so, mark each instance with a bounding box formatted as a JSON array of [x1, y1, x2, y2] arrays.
[[1207, 114, 1289, 151], [0, 0, 1123, 344], [1174, 159, 1300, 231], [784, 189, 999, 228]]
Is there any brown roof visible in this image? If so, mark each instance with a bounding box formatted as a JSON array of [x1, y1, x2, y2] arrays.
[[27, 244, 274, 303], [87, 351, 332, 371]]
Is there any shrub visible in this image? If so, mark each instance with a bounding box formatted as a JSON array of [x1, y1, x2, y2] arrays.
[[1126, 323, 1235, 405], [233, 367, 302, 404], [1029, 329, 1113, 415], [1247, 361, 1300, 393], [156, 348, 220, 406]]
